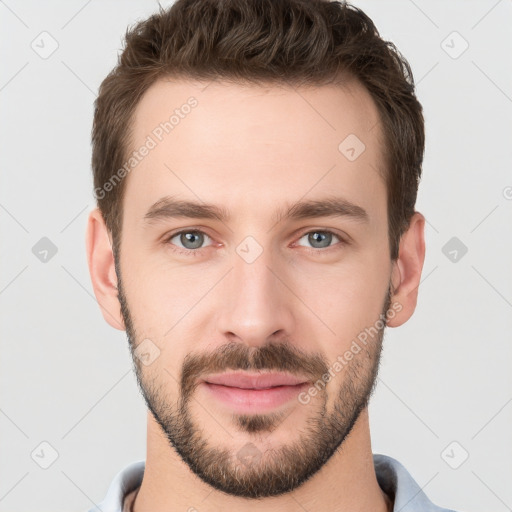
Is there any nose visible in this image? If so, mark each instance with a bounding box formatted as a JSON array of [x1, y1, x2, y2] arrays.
[[216, 242, 296, 347]]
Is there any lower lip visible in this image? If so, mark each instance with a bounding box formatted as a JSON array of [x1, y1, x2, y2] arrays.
[[201, 382, 309, 413]]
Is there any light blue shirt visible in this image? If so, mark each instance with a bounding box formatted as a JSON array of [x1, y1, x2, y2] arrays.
[[87, 454, 458, 512]]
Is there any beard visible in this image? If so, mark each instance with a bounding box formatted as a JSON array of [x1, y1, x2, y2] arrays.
[[116, 258, 391, 499]]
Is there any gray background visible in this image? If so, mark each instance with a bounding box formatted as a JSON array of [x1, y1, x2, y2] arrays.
[[1, 1, 511, 511]]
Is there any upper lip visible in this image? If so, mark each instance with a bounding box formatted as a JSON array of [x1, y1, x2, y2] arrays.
[[202, 371, 309, 389]]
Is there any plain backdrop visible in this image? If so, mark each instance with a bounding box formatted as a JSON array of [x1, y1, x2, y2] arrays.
[[1, 1, 511, 511]]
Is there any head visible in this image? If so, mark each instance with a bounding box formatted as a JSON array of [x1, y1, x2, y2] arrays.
[[87, 0, 425, 499]]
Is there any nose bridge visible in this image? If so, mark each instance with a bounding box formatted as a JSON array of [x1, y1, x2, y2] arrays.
[[216, 237, 294, 346]]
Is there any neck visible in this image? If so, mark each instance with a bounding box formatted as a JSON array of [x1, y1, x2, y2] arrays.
[[133, 408, 392, 512]]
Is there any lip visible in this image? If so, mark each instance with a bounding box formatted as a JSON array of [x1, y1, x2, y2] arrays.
[[202, 371, 309, 389], [199, 371, 310, 413]]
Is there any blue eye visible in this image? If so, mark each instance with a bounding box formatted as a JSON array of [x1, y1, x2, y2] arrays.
[[296, 230, 342, 249], [166, 230, 213, 252], [164, 228, 345, 257]]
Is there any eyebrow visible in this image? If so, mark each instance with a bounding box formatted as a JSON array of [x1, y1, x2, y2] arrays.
[[143, 195, 369, 226]]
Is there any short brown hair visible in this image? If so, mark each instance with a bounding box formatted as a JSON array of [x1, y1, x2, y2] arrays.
[[92, 0, 424, 260]]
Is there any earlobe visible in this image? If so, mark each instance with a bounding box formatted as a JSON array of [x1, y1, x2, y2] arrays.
[[387, 212, 426, 328], [85, 208, 125, 331]]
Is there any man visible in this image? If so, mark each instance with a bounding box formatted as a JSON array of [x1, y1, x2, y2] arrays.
[[85, 0, 457, 510]]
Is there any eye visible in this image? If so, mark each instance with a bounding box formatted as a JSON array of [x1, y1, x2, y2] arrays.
[[163, 228, 346, 257], [165, 230, 213, 254], [295, 230, 344, 250]]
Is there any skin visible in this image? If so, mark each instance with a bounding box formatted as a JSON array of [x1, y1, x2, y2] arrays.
[[86, 77, 425, 512]]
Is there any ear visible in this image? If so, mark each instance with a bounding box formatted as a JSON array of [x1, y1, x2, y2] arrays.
[[85, 208, 125, 331], [387, 212, 426, 328]]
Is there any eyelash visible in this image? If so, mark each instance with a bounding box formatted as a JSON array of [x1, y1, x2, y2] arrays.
[[163, 228, 347, 257]]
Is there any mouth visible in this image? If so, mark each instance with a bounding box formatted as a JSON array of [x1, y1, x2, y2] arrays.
[[199, 371, 310, 413], [203, 371, 309, 389]]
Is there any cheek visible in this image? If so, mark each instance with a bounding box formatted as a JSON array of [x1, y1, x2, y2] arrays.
[[118, 255, 176, 343], [119, 250, 219, 368], [289, 252, 390, 348]]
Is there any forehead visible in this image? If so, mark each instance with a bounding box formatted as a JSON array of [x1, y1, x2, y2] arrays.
[[123, 77, 386, 228]]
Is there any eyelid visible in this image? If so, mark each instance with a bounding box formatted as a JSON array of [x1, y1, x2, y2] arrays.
[[164, 228, 216, 255], [163, 227, 349, 255], [292, 228, 347, 250]]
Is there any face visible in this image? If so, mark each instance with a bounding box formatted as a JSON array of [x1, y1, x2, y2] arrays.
[[114, 78, 396, 498]]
